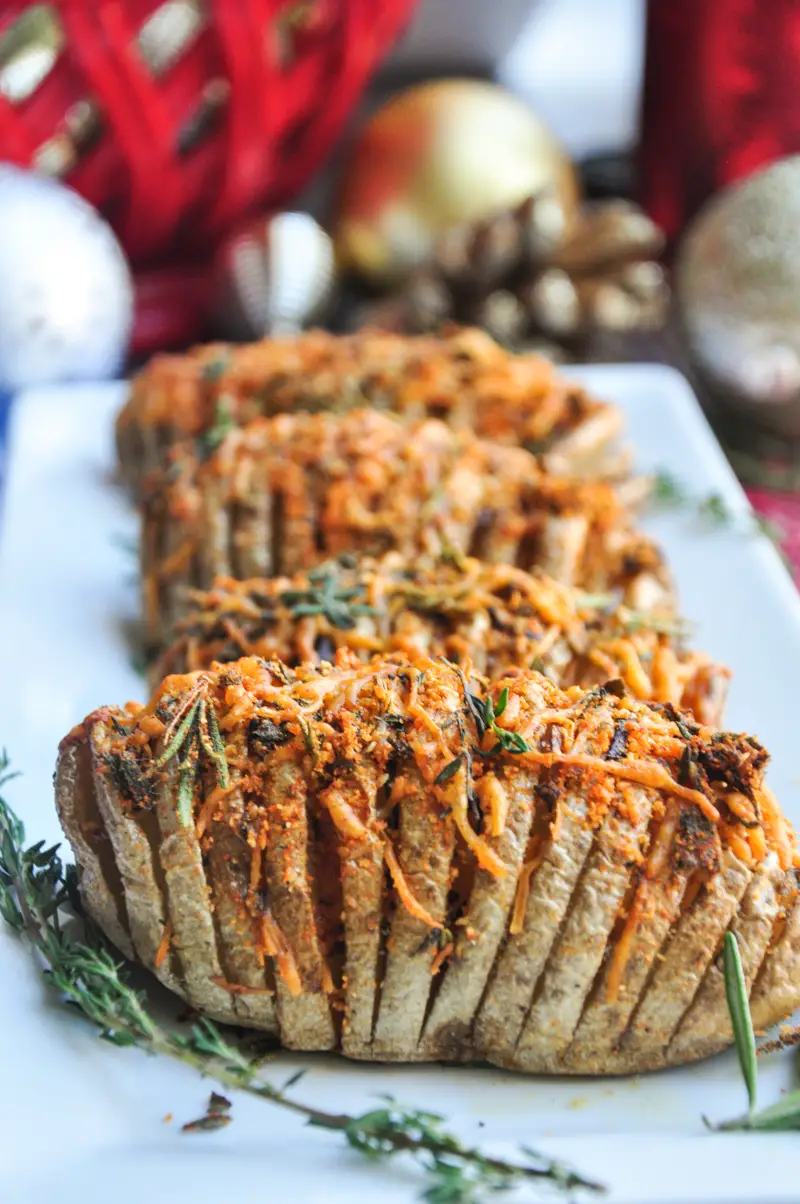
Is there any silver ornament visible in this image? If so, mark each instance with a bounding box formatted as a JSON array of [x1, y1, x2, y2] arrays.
[[0, 164, 132, 391], [677, 156, 800, 438], [214, 211, 335, 340]]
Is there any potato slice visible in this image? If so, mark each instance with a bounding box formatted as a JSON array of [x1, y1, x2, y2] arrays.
[[421, 768, 538, 1061], [54, 739, 134, 959], [373, 764, 456, 1061]]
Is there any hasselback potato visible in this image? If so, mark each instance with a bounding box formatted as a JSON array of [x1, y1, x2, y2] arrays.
[[117, 327, 627, 491], [153, 553, 727, 725], [140, 407, 664, 648], [57, 655, 800, 1075]]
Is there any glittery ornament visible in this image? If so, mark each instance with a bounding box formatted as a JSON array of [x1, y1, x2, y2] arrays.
[[214, 211, 335, 340], [677, 156, 800, 440], [0, 164, 132, 391]]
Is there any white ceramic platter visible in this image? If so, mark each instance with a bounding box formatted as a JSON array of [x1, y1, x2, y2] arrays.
[[2, 369, 800, 1204]]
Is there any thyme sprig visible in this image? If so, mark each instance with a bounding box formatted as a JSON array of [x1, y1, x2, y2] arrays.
[[0, 755, 601, 1200], [650, 470, 787, 551], [478, 688, 531, 756], [715, 930, 800, 1131], [278, 563, 379, 630]]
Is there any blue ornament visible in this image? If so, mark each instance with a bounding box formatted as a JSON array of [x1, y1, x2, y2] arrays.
[[0, 164, 133, 391]]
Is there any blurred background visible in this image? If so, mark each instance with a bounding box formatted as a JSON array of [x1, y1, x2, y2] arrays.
[[2, 0, 800, 558]]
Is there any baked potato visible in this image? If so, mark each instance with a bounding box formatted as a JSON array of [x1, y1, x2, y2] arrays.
[[140, 407, 664, 649], [117, 327, 627, 491], [56, 655, 799, 1074], [153, 553, 728, 726]]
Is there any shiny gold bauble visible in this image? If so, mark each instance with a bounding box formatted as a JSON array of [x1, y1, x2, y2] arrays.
[[677, 155, 800, 440], [335, 79, 580, 285]]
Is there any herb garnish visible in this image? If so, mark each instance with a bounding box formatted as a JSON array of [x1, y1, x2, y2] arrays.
[[478, 688, 531, 757], [715, 929, 800, 1131], [435, 754, 465, 786], [0, 754, 601, 1201], [201, 356, 230, 384], [278, 563, 379, 630], [198, 399, 237, 459], [155, 682, 229, 824], [722, 932, 758, 1113], [650, 470, 787, 553]]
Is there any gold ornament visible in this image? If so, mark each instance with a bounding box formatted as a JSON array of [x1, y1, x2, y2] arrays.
[[335, 79, 579, 285], [677, 155, 800, 440]]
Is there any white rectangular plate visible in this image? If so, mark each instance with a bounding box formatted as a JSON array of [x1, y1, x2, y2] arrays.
[[2, 368, 800, 1204]]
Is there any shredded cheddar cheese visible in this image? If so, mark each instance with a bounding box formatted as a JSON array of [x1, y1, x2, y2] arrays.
[[154, 918, 172, 969], [384, 839, 439, 928]]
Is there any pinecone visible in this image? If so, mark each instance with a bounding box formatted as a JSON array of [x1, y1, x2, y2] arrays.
[[349, 194, 668, 359]]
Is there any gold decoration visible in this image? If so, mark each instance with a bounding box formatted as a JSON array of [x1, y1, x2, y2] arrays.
[[335, 79, 579, 285]]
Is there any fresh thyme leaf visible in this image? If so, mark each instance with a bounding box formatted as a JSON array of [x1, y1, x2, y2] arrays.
[[435, 755, 465, 786], [282, 1069, 307, 1092], [278, 565, 379, 630], [201, 356, 230, 383], [622, 611, 692, 638], [494, 687, 509, 719], [574, 592, 620, 613], [650, 470, 687, 507], [723, 931, 758, 1113], [496, 729, 531, 754], [0, 752, 602, 1201], [152, 695, 231, 821], [198, 399, 236, 458], [697, 493, 729, 525]]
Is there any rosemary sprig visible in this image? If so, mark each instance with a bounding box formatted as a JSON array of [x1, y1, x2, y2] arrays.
[[0, 755, 601, 1199], [715, 929, 800, 1131], [154, 685, 230, 822], [723, 932, 758, 1113], [278, 563, 379, 630]]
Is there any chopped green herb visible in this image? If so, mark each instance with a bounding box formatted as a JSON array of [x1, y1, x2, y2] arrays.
[[279, 564, 379, 630], [435, 754, 465, 786], [198, 400, 237, 458]]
